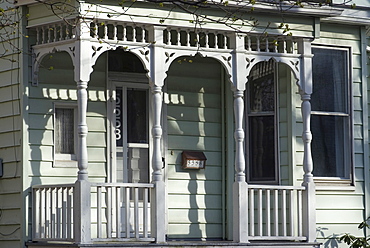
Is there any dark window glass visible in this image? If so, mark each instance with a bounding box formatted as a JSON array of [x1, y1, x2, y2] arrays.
[[127, 88, 148, 143], [249, 116, 276, 181], [311, 48, 347, 113], [311, 115, 346, 177], [249, 77, 274, 112]]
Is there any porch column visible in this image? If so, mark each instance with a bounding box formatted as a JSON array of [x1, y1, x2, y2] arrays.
[[73, 19, 93, 244], [230, 33, 249, 243], [298, 38, 316, 243], [148, 25, 166, 243], [232, 89, 248, 243]]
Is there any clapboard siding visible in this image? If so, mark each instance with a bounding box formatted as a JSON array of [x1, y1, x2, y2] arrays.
[[166, 56, 224, 239], [0, 6, 24, 245]]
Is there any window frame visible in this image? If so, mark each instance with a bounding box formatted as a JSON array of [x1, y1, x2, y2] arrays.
[[245, 60, 280, 185], [53, 102, 78, 167], [311, 44, 354, 184]]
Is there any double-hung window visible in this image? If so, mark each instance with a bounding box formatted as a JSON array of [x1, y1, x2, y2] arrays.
[[54, 104, 77, 166], [246, 60, 278, 184], [311, 46, 352, 181]]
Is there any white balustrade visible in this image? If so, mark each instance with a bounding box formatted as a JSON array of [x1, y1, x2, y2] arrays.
[[247, 185, 305, 241], [32, 184, 74, 241], [90, 21, 147, 43], [91, 183, 154, 241], [32, 182, 154, 242], [35, 23, 74, 45], [244, 35, 298, 54]]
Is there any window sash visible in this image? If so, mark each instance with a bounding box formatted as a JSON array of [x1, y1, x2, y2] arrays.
[[311, 46, 351, 180], [246, 60, 278, 184]]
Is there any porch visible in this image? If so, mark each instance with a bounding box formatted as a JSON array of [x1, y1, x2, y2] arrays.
[[27, 6, 317, 247]]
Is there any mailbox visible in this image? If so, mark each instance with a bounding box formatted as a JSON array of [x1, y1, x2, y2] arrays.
[[182, 151, 207, 169]]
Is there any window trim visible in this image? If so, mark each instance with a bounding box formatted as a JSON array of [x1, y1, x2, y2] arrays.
[[53, 102, 78, 167], [311, 44, 354, 185]]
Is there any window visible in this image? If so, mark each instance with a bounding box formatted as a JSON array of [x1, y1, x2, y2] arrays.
[[311, 47, 351, 180], [246, 60, 278, 184], [54, 104, 77, 166]]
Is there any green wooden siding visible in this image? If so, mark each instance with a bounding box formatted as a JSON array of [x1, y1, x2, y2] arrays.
[[0, 6, 24, 248], [165, 56, 225, 239]]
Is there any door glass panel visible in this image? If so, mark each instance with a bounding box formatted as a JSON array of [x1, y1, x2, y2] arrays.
[[127, 89, 148, 143]]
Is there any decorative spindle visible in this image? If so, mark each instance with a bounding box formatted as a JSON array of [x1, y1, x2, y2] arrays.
[[77, 80, 89, 181], [151, 85, 163, 182], [113, 23, 117, 41], [133, 26, 136, 42], [123, 25, 127, 41], [186, 30, 190, 47], [234, 90, 245, 182], [104, 23, 108, 40]]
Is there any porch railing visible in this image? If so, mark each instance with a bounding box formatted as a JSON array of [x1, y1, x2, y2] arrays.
[[32, 182, 154, 242], [90, 183, 154, 241], [247, 185, 306, 241], [32, 184, 75, 241]]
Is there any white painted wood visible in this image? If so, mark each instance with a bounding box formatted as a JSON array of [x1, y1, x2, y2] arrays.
[[233, 90, 245, 183], [298, 38, 316, 243], [32, 185, 74, 241], [266, 189, 271, 236], [247, 185, 305, 241]]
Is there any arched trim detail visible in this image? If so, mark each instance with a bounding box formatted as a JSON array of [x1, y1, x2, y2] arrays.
[[242, 55, 301, 91]]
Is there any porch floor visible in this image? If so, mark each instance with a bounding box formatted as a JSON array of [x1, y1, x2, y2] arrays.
[[27, 241, 321, 248]]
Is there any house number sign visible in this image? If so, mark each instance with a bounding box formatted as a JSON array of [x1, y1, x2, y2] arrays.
[[182, 151, 207, 169]]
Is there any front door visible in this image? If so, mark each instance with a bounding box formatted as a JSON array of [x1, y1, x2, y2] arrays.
[[113, 82, 150, 184]]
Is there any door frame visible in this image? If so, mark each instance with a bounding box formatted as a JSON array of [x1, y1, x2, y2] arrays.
[[107, 72, 152, 183]]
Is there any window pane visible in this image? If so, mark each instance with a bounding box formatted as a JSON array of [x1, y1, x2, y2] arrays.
[[311, 48, 347, 113], [312, 115, 347, 178], [55, 108, 74, 154], [249, 116, 275, 181], [127, 89, 148, 143], [249, 74, 275, 113]]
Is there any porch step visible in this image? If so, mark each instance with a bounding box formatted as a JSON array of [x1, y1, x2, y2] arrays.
[[27, 241, 321, 248]]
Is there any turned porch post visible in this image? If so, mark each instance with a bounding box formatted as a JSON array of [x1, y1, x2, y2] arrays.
[[298, 38, 316, 243], [73, 19, 94, 244], [148, 25, 167, 243], [231, 34, 249, 243]]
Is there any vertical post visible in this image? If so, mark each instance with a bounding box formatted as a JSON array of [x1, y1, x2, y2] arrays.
[[301, 93, 316, 242], [148, 25, 167, 243], [298, 38, 316, 243], [229, 33, 249, 243], [232, 89, 248, 243], [73, 19, 93, 244], [74, 78, 91, 244], [151, 85, 166, 243]]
